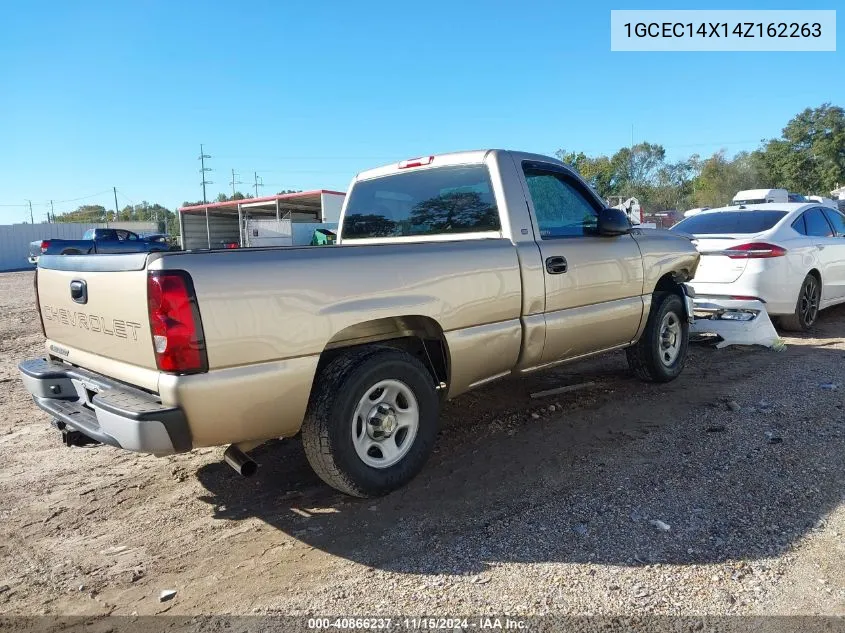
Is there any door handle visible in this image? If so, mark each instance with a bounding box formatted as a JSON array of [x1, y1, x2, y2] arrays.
[[545, 256, 568, 274]]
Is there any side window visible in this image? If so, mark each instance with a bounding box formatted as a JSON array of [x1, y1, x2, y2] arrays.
[[116, 230, 128, 241], [126, 231, 139, 241], [522, 166, 600, 238], [82, 229, 94, 240], [803, 208, 834, 237], [822, 208, 845, 236]]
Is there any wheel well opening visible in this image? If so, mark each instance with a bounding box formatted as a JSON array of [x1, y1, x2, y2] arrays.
[[318, 316, 450, 387], [808, 268, 821, 283], [654, 273, 684, 295]]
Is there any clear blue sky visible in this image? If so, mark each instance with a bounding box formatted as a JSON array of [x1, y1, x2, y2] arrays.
[[1, 0, 842, 223]]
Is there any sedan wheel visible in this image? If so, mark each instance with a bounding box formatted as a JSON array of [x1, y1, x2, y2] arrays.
[[779, 274, 821, 332], [799, 275, 820, 327]]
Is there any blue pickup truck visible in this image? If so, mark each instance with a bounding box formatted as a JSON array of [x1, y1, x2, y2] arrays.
[[28, 228, 176, 264]]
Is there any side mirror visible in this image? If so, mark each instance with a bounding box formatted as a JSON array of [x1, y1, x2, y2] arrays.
[[597, 208, 631, 236]]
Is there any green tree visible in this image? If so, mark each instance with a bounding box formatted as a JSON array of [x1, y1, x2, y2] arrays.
[[214, 191, 250, 202], [555, 149, 617, 198], [650, 159, 696, 211], [611, 142, 667, 192], [53, 204, 108, 223], [757, 103, 845, 194], [54, 202, 181, 237], [689, 151, 764, 208]]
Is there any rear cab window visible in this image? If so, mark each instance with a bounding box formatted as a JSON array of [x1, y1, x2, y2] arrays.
[[341, 165, 500, 240], [671, 211, 788, 234]]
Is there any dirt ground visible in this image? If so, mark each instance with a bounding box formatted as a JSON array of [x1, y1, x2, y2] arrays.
[[1, 269, 844, 617]]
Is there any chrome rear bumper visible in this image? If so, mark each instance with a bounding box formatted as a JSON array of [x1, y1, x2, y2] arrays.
[[18, 358, 191, 454]]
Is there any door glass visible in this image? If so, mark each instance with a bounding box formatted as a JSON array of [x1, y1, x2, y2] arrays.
[[822, 208, 845, 237], [804, 208, 834, 237], [522, 166, 599, 239]]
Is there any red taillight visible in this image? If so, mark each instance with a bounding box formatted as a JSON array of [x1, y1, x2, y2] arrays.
[[40, 240, 51, 254], [723, 242, 787, 259], [147, 271, 207, 374], [223, 242, 238, 249], [398, 155, 434, 169]]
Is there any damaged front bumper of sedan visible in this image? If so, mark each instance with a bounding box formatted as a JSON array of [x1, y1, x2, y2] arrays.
[[690, 296, 785, 350]]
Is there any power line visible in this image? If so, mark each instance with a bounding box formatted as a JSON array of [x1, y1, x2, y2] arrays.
[[199, 144, 212, 204], [215, 155, 399, 161], [663, 139, 761, 149], [0, 189, 112, 207], [116, 189, 137, 206]]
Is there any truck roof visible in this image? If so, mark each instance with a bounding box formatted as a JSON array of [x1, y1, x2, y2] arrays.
[[354, 149, 569, 182], [733, 188, 787, 198]]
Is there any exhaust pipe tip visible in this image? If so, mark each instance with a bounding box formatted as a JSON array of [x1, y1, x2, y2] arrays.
[[223, 445, 258, 477]]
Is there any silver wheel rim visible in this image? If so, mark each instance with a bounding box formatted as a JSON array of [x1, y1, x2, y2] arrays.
[[659, 311, 682, 367], [352, 379, 419, 469]]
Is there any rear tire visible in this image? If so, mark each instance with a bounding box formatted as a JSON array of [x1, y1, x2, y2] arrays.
[[626, 292, 688, 383], [301, 347, 439, 497], [778, 273, 820, 332]]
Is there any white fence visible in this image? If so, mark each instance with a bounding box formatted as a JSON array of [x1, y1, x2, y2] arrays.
[[0, 222, 156, 272]]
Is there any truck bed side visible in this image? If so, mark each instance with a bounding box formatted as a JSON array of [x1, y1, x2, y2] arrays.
[[36, 239, 523, 447], [153, 239, 523, 392]]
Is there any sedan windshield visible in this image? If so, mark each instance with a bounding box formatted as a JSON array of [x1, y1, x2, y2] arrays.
[[671, 210, 788, 234]]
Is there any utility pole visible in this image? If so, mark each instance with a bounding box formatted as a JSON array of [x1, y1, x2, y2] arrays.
[[26, 199, 33, 224], [49, 200, 54, 223], [629, 124, 635, 196], [230, 169, 243, 198], [253, 171, 263, 198], [113, 186, 120, 221], [199, 144, 212, 204]]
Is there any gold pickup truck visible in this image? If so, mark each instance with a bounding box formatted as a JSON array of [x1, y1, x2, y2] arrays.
[[19, 150, 699, 497]]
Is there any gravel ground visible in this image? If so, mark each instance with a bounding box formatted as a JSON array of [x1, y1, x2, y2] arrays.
[[1, 269, 844, 617]]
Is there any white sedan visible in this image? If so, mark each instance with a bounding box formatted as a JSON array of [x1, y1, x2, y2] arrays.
[[671, 203, 845, 331]]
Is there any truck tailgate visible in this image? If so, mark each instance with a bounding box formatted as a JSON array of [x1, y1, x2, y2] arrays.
[[37, 254, 157, 371]]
